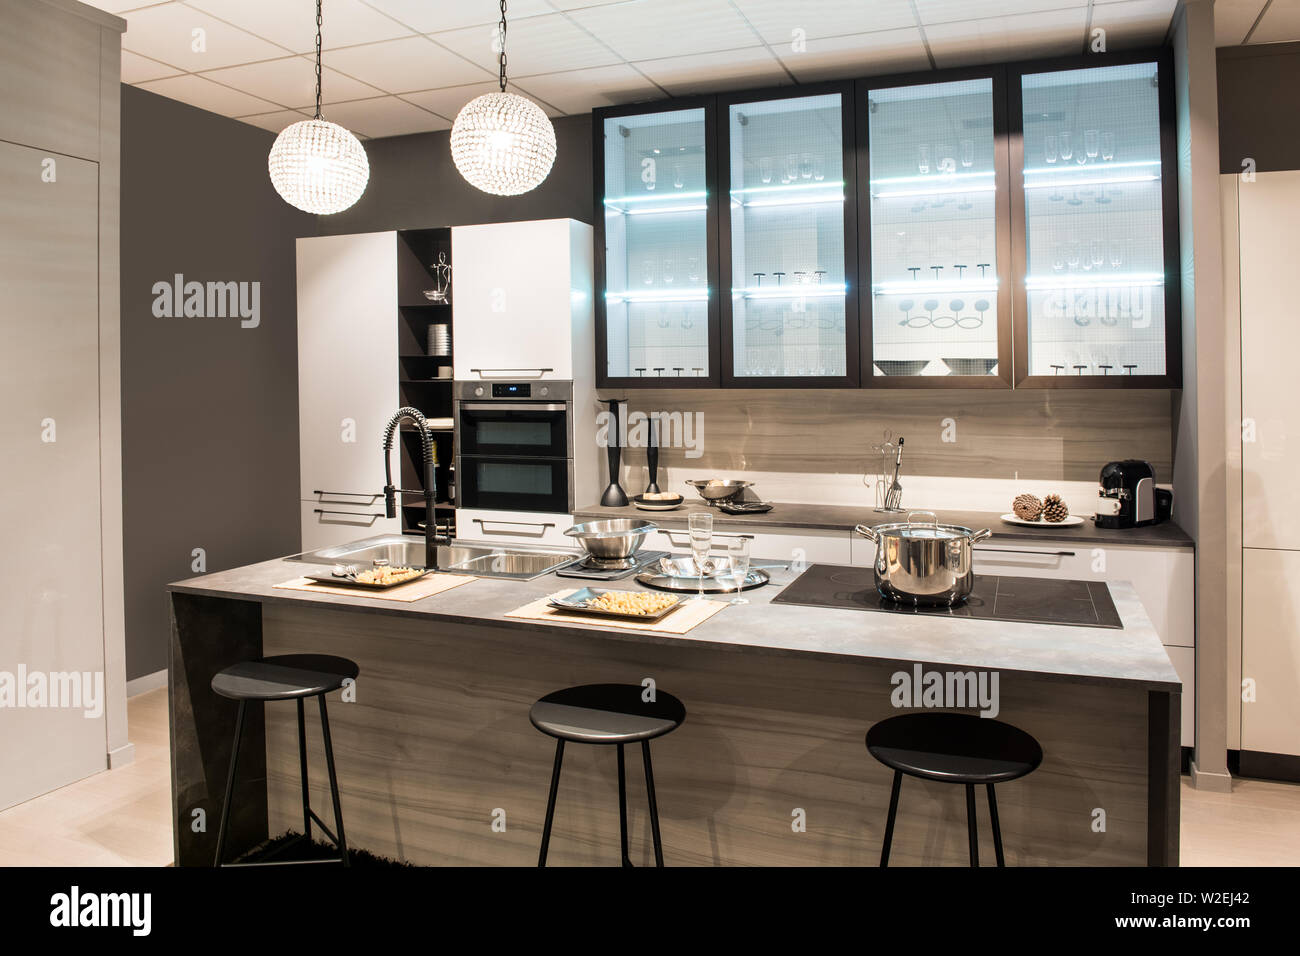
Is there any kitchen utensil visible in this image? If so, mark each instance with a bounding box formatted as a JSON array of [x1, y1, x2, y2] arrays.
[[884, 437, 904, 511], [547, 588, 683, 622], [646, 417, 661, 494], [633, 492, 684, 511], [717, 500, 772, 515], [874, 360, 929, 376], [563, 518, 657, 563], [685, 478, 753, 503], [422, 251, 451, 302], [942, 357, 998, 376], [600, 398, 629, 507], [853, 511, 992, 606], [1000, 513, 1086, 528]]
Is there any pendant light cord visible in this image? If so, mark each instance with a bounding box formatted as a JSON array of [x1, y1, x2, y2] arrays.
[[498, 0, 508, 93], [314, 0, 323, 119]]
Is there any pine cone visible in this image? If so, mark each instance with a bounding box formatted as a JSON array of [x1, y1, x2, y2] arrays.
[[1042, 493, 1069, 522], [1013, 493, 1043, 521]]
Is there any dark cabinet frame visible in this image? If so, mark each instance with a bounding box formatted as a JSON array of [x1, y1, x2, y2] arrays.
[[716, 80, 860, 388], [855, 66, 1015, 389], [1006, 48, 1182, 388], [593, 95, 722, 389]]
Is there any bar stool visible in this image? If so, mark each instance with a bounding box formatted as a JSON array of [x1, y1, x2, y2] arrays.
[[210, 653, 359, 867], [866, 712, 1042, 867], [530, 683, 685, 867]]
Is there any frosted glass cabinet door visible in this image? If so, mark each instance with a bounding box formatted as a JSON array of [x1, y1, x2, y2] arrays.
[[863, 74, 1011, 384], [1012, 58, 1178, 385], [720, 85, 857, 386], [597, 101, 718, 386]]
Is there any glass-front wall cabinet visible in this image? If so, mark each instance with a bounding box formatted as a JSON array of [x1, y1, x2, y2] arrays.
[[1017, 61, 1169, 380], [601, 106, 713, 383], [724, 90, 852, 384], [866, 77, 1004, 381]]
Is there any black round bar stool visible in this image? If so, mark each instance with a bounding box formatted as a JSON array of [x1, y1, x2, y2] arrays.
[[866, 712, 1042, 867], [210, 653, 359, 867], [530, 683, 685, 867]]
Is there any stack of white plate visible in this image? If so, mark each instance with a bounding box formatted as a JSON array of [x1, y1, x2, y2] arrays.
[[427, 324, 450, 356]]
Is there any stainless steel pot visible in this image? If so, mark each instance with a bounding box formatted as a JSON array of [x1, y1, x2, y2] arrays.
[[563, 518, 658, 562], [853, 511, 992, 606]]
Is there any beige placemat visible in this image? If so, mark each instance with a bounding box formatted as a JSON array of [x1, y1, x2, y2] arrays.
[[273, 572, 476, 603], [505, 590, 727, 634]]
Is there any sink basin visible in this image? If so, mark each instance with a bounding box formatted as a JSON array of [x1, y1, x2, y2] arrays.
[[287, 534, 579, 580]]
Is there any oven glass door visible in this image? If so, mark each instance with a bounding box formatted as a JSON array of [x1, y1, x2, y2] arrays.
[[457, 455, 570, 513], [458, 403, 569, 458]]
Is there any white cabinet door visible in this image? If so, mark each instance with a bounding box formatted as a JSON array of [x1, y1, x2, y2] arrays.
[[300, 498, 397, 552], [456, 508, 574, 547], [452, 220, 575, 380], [1241, 548, 1300, 757], [651, 526, 851, 565], [1239, 171, 1300, 549], [297, 232, 398, 502]]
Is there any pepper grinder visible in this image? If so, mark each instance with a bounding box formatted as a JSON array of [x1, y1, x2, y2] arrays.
[[600, 398, 629, 507], [645, 417, 661, 494]]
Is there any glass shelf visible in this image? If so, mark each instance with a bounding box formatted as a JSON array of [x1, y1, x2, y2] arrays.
[[601, 106, 712, 381], [723, 90, 851, 382], [866, 76, 1002, 380], [1018, 60, 1168, 378]]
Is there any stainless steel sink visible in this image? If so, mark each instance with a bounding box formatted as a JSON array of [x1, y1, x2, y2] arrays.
[[286, 534, 579, 580]]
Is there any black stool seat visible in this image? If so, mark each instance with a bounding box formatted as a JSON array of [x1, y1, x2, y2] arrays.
[[866, 713, 1042, 785], [530, 683, 685, 744], [211, 654, 359, 702]]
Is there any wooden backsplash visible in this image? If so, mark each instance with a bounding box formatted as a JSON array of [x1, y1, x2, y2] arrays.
[[595, 389, 1175, 482]]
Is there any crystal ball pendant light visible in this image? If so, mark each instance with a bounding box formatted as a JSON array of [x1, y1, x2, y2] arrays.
[[268, 0, 369, 215], [450, 1, 556, 196]]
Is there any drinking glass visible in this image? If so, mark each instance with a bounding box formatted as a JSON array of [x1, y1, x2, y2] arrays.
[[688, 512, 713, 601], [662, 259, 675, 284], [1101, 132, 1115, 162], [784, 153, 799, 184], [812, 154, 825, 181], [641, 259, 655, 286], [759, 156, 773, 184], [918, 144, 931, 175], [961, 138, 975, 170], [1089, 239, 1104, 271], [1085, 129, 1099, 161], [1059, 132, 1073, 163], [799, 153, 814, 180], [673, 164, 684, 189], [1044, 134, 1058, 165]]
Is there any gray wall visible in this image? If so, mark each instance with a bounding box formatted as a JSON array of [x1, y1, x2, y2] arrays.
[[121, 86, 312, 679], [1218, 41, 1300, 173]]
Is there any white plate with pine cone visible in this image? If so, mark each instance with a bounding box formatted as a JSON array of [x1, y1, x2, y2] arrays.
[[999, 513, 1086, 528], [1004, 492, 1085, 527]]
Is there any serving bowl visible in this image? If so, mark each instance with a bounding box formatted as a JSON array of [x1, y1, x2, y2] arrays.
[[685, 479, 752, 503], [563, 518, 658, 562]]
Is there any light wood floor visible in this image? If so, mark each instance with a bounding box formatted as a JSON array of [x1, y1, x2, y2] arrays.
[[0, 687, 1295, 866]]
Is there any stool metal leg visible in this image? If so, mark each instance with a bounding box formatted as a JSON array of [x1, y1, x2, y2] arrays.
[[538, 739, 565, 867], [641, 740, 664, 867], [880, 769, 902, 867], [986, 784, 1005, 867], [297, 698, 311, 842], [317, 695, 349, 867], [617, 743, 632, 867], [965, 783, 979, 867], [213, 699, 247, 867]]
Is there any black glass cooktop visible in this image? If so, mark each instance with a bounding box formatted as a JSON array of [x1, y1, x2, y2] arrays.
[[771, 565, 1122, 629]]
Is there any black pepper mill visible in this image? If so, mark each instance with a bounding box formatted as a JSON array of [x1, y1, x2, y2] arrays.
[[645, 416, 661, 494], [600, 398, 629, 507]]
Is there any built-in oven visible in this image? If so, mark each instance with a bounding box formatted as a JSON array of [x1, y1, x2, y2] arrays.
[[455, 380, 574, 512]]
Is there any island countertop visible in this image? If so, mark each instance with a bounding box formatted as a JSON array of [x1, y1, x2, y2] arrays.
[[169, 555, 1181, 692]]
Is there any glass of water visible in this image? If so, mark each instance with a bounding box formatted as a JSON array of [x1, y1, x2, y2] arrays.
[[728, 537, 750, 605], [688, 512, 712, 601]]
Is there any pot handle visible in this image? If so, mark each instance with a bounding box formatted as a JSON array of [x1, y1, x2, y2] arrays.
[[907, 510, 938, 527], [972, 528, 993, 542], [853, 523, 879, 542]]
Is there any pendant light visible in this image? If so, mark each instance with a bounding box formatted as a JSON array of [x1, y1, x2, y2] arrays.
[[450, 0, 556, 196], [268, 0, 369, 215]]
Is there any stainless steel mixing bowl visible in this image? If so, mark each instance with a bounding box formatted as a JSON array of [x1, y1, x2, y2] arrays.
[[563, 518, 658, 561]]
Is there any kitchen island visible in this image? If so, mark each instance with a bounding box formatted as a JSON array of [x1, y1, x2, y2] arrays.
[[168, 550, 1181, 867]]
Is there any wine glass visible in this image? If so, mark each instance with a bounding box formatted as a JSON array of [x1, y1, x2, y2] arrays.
[[728, 537, 750, 604], [688, 512, 712, 601]]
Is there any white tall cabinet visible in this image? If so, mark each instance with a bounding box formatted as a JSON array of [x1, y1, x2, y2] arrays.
[[1229, 170, 1300, 761], [297, 232, 401, 550]]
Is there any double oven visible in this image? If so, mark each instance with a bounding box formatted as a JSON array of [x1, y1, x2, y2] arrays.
[[454, 381, 574, 513]]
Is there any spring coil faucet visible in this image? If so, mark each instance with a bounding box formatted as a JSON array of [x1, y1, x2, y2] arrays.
[[382, 406, 441, 570]]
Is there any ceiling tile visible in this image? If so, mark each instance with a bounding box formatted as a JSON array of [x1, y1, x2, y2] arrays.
[[1214, 0, 1268, 45], [633, 45, 789, 96], [1250, 0, 1300, 44], [82, 0, 171, 12], [236, 108, 313, 133], [185, 0, 413, 52], [776, 27, 932, 81], [915, 0, 1086, 25], [137, 72, 282, 116], [325, 35, 495, 93], [509, 63, 663, 114], [925, 9, 1088, 67], [732, 0, 918, 44], [432, 13, 622, 76], [400, 82, 501, 120], [199, 56, 384, 110], [1089, 0, 1178, 49], [120, 49, 184, 83], [569, 0, 759, 60], [322, 95, 443, 138], [120, 3, 288, 70], [363, 0, 553, 33]]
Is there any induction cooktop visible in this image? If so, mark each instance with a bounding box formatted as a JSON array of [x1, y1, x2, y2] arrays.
[[771, 565, 1122, 629]]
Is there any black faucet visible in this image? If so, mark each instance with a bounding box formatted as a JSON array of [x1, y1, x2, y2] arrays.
[[382, 406, 441, 570]]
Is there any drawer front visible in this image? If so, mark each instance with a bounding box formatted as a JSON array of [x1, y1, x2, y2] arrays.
[[651, 527, 851, 565], [455, 508, 574, 547], [301, 499, 397, 552]]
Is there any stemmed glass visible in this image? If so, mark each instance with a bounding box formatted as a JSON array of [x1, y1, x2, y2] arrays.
[[688, 512, 712, 601], [728, 537, 750, 605]]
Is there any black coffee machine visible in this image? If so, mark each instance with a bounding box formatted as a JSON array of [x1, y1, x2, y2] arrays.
[[1094, 460, 1174, 529]]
